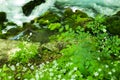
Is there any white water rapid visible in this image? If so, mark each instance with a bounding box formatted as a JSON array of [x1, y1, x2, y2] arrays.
[[0, 0, 120, 26]]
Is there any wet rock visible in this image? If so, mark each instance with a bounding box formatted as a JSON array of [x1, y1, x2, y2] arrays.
[[22, 0, 45, 16], [0, 12, 7, 23], [34, 11, 60, 26], [105, 11, 120, 35], [39, 41, 67, 54], [62, 8, 92, 29]]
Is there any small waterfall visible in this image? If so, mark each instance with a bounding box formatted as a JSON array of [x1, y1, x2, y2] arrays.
[[0, 0, 55, 26]]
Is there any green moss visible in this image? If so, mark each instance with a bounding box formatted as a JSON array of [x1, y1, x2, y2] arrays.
[[105, 15, 120, 35]]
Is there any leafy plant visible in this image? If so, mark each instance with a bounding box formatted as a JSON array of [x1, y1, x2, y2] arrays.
[[10, 42, 39, 63]]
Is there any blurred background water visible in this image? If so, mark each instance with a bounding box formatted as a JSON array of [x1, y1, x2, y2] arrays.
[[0, 0, 120, 25]]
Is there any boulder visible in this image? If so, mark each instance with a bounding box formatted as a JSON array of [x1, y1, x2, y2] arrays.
[[0, 12, 7, 23], [105, 11, 120, 35], [22, 0, 45, 16]]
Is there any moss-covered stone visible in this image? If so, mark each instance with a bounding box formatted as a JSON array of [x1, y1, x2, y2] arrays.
[[62, 8, 92, 29], [37, 11, 61, 26], [105, 11, 120, 35]]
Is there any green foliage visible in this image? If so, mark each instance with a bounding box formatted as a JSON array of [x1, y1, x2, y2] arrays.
[[10, 42, 38, 63], [48, 23, 61, 30], [0, 9, 120, 80]]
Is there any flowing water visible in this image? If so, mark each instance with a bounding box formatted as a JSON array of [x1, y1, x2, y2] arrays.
[[0, 0, 120, 25]]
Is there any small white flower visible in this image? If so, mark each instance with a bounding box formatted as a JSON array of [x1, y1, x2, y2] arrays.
[[112, 69, 116, 72], [73, 67, 77, 71], [98, 68, 102, 72], [16, 63, 20, 66], [71, 75, 76, 79], [61, 78, 65, 80], [61, 69, 66, 73], [97, 57, 100, 61], [30, 78, 35, 80], [8, 76, 12, 79], [97, 50, 100, 52], [58, 75, 61, 79], [30, 65, 34, 70], [49, 68, 53, 72], [105, 65, 109, 68], [46, 61, 49, 64], [17, 77, 20, 79], [108, 72, 112, 75], [29, 32, 32, 36], [94, 72, 99, 76], [53, 60, 58, 66], [68, 71, 73, 76], [50, 73, 54, 76], [10, 65, 15, 71], [102, 29, 106, 32], [35, 73, 39, 80], [28, 63, 31, 66], [23, 67, 27, 71]]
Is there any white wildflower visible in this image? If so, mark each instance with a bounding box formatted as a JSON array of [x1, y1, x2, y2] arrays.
[[112, 69, 116, 72], [105, 65, 109, 68], [49, 68, 53, 72], [94, 72, 99, 76], [29, 32, 32, 36], [46, 61, 49, 64], [16, 63, 20, 66], [10, 65, 15, 71], [73, 67, 77, 71], [17, 77, 20, 79], [97, 57, 100, 61], [28, 63, 31, 66], [23, 67, 27, 71], [61, 78, 65, 80], [71, 74, 77, 79], [102, 29, 106, 32], [58, 75, 61, 79], [50, 72, 54, 76], [98, 68, 102, 72], [30, 78, 35, 80], [35, 73, 39, 80], [8, 76, 12, 79], [108, 71, 112, 75], [30, 65, 34, 70]]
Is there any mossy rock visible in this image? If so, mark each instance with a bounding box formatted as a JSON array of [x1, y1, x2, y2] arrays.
[[105, 11, 120, 35], [62, 8, 92, 29], [33, 11, 60, 26], [21, 29, 55, 43]]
